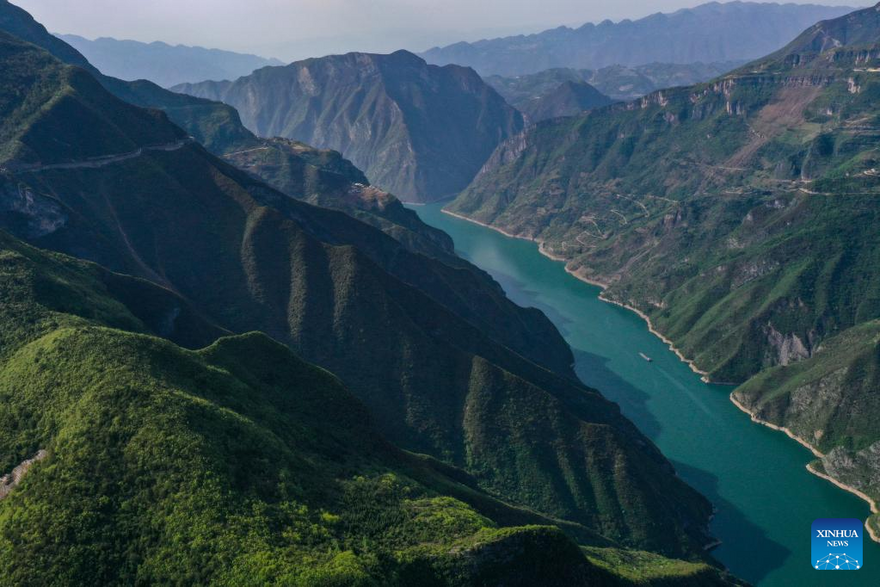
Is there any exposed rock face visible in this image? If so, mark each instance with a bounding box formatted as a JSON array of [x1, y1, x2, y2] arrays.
[[0, 27, 721, 559], [823, 443, 880, 496], [421, 2, 856, 76], [174, 50, 524, 202], [0, 181, 66, 238], [448, 3, 880, 387], [764, 323, 812, 366], [0, 450, 47, 500], [735, 319, 880, 534], [449, 2, 880, 536], [0, 2, 470, 257]]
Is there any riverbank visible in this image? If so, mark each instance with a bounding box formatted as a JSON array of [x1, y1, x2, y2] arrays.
[[442, 209, 714, 381], [728, 395, 823, 458], [729, 394, 880, 544], [807, 464, 880, 543]]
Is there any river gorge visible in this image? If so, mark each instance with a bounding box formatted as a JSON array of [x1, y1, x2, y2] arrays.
[[413, 202, 880, 586]]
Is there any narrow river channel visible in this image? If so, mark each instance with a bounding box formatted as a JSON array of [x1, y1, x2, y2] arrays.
[[412, 202, 879, 586]]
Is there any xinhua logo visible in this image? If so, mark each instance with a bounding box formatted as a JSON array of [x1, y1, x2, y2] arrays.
[[812, 518, 863, 570]]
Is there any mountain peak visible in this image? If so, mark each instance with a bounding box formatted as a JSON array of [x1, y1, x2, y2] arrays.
[[175, 50, 524, 202]]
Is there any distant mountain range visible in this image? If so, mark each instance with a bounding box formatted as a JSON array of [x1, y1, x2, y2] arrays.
[[174, 51, 524, 202], [57, 34, 282, 87], [421, 2, 858, 76], [487, 62, 743, 114]]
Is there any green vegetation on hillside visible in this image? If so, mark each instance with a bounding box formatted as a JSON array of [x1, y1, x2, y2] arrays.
[[224, 137, 456, 259], [734, 319, 880, 531], [0, 230, 741, 586], [0, 31, 182, 165], [449, 3, 880, 535]]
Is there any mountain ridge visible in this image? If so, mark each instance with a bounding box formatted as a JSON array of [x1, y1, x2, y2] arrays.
[[421, 2, 858, 76], [517, 80, 614, 123], [57, 33, 282, 88], [0, 0, 462, 261], [486, 62, 745, 105]]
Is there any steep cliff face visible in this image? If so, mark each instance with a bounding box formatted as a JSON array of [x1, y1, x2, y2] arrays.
[[449, 4, 880, 534], [173, 50, 524, 202], [451, 5, 880, 383], [732, 319, 880, 539]]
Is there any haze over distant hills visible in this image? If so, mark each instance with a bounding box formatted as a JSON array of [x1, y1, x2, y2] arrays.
[[421, 2, 859, 76], [57, 34, 282, 87], [487, 62, 744, 111]]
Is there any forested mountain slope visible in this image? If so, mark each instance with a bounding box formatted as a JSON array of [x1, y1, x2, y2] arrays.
[[0, 231, 742, 585], [0, 0, 458, 260], [449, 3, 880, 539]]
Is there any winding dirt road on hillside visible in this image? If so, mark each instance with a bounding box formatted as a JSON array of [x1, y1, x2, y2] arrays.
[[4, 138, 194, 174]]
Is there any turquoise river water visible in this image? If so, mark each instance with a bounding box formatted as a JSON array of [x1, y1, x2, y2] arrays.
[[412, 202, 879, 586]]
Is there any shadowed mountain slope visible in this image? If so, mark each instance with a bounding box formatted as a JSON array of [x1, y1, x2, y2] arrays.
[[0, 0, 464, 256], [0, 0, 457, 259], [0, 28, 720, 559], [0, 230, 743, 586]]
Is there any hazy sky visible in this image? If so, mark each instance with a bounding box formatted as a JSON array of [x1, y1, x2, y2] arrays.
[[16, 0, 865, 62]]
